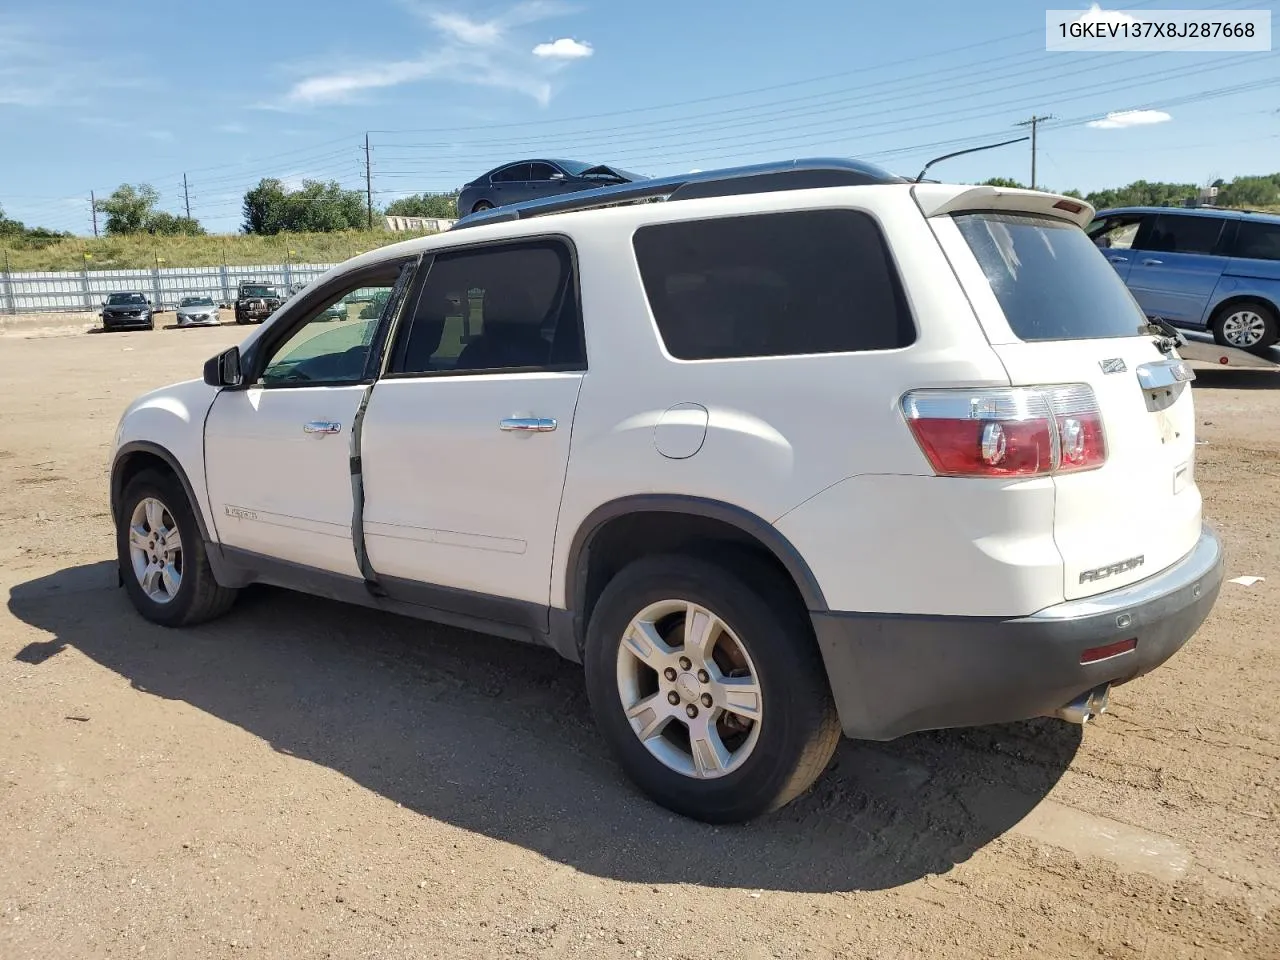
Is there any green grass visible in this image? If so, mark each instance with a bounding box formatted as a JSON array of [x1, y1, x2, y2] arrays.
[[2, 229, 440, 273]]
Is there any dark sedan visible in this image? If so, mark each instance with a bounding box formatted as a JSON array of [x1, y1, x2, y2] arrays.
[[457, 159, 646, 214], [100, 292, 154, 331]]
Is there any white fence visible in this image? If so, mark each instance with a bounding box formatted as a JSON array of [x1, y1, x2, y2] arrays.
[[1, 262, 344, 314]]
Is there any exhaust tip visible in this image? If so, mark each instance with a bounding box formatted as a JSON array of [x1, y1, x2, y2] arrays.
[[1055, 684, 1110, 725]]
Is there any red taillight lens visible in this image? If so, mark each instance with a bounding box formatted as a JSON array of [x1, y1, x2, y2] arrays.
[[902, 385, 1107, 479]]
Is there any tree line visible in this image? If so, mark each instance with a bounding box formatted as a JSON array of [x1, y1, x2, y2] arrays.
[[6, 170, 1279, 243], [981, 173, 1280, 210]]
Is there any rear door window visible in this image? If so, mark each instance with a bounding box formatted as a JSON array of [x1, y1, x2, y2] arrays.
[[1140, 213, 1225, 255], [953, 212, 1149, 342]]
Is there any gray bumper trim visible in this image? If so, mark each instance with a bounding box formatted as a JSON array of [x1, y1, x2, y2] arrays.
[[811, 525, 1225, 741]]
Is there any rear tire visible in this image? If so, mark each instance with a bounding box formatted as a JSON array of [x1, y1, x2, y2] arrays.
[[116, 469, 238, 627], [1211, 301, 1278, 353], [584, 553, 840, 824], [472, 200, 494, 213]]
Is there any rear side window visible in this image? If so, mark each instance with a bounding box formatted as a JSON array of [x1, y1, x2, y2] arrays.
[[954, 213, 1148, 342], [1232, 220, 1280, 261], [632, 210, 915, 360], [1142, 213, 1224, 255]]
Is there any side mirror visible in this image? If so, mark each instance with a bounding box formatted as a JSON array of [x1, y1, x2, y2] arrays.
[[203, 346, 244, 388]]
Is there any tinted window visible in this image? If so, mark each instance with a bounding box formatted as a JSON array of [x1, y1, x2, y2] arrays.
[[632, 210, 914, 360], [955, 213, 1147, 342], [491, 164, 531, 183], [107, 293, 146, 305], [393, 240, 584, 375], [528, 163, 559, 181], [1141, 213, 1224, 255], [1232, 220, 1280, 261]]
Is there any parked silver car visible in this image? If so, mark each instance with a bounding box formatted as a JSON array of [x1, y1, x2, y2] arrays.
[[175, 296, 221, 328]]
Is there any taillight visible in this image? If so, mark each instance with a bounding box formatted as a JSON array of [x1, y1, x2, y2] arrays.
[[902, 385, 1107, 479]]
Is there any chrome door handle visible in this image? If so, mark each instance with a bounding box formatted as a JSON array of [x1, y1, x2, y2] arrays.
[[303, 420, 342, 435], [1107, 255, 1129, 263], [1141, 258, 1163, 266], [500, 417, 557, 433]]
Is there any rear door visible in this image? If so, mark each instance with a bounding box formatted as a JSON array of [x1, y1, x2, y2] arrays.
[[930, 205, 1202, 600], [1125, 212, 1230, 326]]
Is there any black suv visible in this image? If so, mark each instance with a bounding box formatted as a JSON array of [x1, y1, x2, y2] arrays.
[[100, 292, 154, 331], [234, 281, 283, 324]]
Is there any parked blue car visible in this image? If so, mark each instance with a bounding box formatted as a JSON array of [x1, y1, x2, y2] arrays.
[[457, 159, 646, 216], [1087, 206, 1280, 351]]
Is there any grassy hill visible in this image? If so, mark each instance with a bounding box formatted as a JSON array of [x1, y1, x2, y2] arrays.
[[2, 229, 440, 273]]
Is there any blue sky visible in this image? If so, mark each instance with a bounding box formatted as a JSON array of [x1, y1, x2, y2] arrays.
[[1, 0, 1276, 235]]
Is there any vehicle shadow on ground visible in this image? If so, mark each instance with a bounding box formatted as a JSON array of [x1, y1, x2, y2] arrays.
[[1188, 368, 1280, 390], [9, 562, 1081, 895]]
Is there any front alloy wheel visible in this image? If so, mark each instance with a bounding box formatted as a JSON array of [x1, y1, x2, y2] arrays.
[[127, 496, 183, 603], [116, 469, 238, 626]]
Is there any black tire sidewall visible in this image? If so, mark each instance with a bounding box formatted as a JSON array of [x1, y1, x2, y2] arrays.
[[116, 472, 203, 626], [584, 555, 832, 823]]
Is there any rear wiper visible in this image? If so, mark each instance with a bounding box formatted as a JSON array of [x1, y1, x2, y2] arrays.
[[1144, 317, 1184, 357]]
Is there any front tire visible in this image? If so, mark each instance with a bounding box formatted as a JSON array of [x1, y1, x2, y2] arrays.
[[116, 470, 237, 627], [584, 554, 840, 823], [1211, 301, 1278, 352]]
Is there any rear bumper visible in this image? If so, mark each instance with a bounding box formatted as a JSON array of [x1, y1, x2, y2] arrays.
[[811, 525, 1224, 741]]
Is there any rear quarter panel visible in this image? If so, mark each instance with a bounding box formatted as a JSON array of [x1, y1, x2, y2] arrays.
[[1208, 258, 1280, 323], [548, 188, 1020, 613]]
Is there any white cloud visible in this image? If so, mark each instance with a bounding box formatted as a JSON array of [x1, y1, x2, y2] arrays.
[[218, 122, 248, 134], [1076, 3, 1137, 26], [1087, 109, 1172, 129], [275, 2, 587, 109], [532, 37, 592, 59], [147, 130, 174, 142]]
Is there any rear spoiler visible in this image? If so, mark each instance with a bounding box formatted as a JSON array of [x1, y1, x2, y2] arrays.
[[910, 184, 1096, 229]]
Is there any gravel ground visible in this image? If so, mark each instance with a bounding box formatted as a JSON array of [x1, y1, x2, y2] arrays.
[[0, 319, 1277, 959]]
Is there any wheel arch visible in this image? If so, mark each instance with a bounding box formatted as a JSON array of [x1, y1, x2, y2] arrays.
[[562, 495, 829, 654], [111, 441, 210, 542], [1205, 291, 1279, 328]]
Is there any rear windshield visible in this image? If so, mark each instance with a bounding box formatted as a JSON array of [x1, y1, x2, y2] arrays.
[[954, 212, 1148, 342]]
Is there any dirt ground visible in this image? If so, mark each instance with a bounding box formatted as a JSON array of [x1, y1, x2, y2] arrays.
[[0, 319, 1277, 960]]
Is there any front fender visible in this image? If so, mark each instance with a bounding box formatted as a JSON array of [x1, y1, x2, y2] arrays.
[[111, 379, 220, 540]]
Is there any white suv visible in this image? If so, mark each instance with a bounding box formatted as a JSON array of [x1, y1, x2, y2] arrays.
[[109, 159, 1224, 823]]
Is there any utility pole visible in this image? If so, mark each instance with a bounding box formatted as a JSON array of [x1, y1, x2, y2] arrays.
[[364, 133, 374, 230], [1015, 114, 1056, 190], [90, 191, 99, 238], [183, 174, 191, 219]]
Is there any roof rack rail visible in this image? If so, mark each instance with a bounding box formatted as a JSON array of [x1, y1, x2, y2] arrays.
[[451, 157, 906, 230]]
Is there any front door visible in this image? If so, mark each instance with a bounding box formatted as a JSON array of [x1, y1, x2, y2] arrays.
[[360, 237, 586, 607], [204, 269, 404, 575]]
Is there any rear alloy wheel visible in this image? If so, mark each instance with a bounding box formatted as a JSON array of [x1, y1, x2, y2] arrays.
[[472, 200, 494, 213], [584, 554, 840, 823], [1212, 302, 1278, 352]]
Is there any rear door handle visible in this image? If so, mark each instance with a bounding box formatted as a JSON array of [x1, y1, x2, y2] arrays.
[[1141, 258, 1163, 266], [1107, 255, 1129, 263], [500, 417, 557, 433], [303, 420, 342, 435]]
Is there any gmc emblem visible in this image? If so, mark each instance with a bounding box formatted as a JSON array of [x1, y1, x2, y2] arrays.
[[1080, 555, 1145, 584]]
